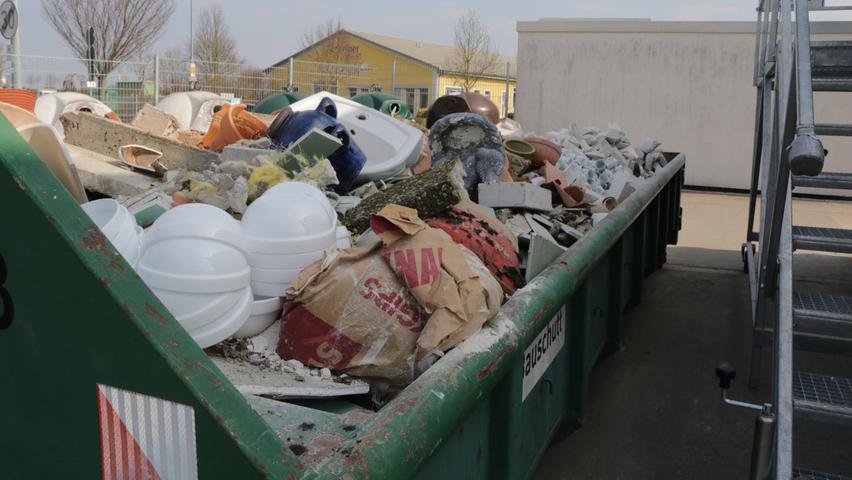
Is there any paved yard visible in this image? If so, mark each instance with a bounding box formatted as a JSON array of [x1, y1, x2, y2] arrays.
[[534, 191, 852, 479]]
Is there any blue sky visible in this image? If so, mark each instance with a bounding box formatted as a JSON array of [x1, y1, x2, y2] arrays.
[[10, 0, 837, 68]]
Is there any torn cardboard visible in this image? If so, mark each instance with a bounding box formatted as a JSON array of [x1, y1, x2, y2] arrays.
[[371, 205, 502, 357]]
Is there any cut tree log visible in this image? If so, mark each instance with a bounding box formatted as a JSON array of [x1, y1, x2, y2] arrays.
[[342, 158, 467, 234]]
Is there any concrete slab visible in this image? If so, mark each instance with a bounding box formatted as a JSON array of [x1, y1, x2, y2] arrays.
[[61, 112, 218, 171], [69, 144, 161, 197], [211, 356, 370, 399]]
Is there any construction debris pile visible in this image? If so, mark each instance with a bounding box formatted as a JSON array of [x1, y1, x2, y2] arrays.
[[1, 88, 667, 402]]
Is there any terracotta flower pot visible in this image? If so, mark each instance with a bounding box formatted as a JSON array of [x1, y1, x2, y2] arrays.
[[561, 184, 586, 207], [503, 139, 536, 160], [201, 104, 268, 152], [0, 88, 36, 112], [525, 136, 562, 166]]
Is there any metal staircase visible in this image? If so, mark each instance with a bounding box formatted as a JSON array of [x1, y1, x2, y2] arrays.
[[735, 0, 852, 478]]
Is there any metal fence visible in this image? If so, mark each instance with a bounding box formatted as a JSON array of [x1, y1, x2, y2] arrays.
[[2, 54, 154, 121], [1, 54, 516, 122]]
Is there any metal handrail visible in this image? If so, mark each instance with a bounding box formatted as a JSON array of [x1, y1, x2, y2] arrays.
[[745, 1, 800, 478], [775, 189, 794, 480]]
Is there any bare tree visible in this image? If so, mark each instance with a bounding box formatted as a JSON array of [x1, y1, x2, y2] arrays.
[[130, 53, 154, 82], [41, 0, 175, 90], [298, 18, 363, 95], [192, 3, 240, 79], [234, 66, 271, 105], [158, 46, 191, 95], [448, 10, 498, 92]]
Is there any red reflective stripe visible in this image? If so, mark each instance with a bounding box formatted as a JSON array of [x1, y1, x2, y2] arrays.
[[97, 388, 114, 480], [98, 388, 161, 480]]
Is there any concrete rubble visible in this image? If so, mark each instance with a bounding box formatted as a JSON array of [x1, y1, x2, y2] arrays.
[[8, 89, 666, 404], [478, 182, 552, 212], [61, 111, 218, 170]]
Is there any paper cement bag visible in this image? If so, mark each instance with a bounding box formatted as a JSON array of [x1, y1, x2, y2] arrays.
[[370, 204, 503, 357], [278, 243, 427, 383]]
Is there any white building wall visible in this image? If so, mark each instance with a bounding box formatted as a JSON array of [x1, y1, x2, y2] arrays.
[[516, 20, 852, 192]]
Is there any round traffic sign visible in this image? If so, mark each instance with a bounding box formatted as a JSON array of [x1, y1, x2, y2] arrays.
[[0, 0, 17, 40]]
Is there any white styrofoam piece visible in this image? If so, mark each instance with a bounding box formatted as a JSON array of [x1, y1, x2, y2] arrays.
[[477, 182, 552, 212]]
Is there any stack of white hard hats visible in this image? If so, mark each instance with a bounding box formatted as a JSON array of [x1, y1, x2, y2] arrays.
[[137, 203, 252, 348], [241, 182, 337, 298], [233, 295, 284, 338], [117, 182, 341, 347], [81, 199, 143, 266]]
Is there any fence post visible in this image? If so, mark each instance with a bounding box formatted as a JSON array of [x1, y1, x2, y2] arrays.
[[154, 55, 160, 105], [10, 0, 21, 88], [391, 60, 397, 94], [288, 58, 294, 90], [504, 61, 510, 119]]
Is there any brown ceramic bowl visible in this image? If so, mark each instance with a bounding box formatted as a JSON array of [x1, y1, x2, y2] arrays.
[[426, 91, 501, 128], [503, 139, 536, 160], [426, 95, 470, 128], [525, 136, 562, 166], [460, 92, 500, 125]]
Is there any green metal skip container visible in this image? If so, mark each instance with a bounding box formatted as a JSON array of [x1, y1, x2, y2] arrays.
[[0, 112, 684, 479]]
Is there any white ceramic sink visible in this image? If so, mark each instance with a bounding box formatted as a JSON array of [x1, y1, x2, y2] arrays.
[[287, 92, 423, 182], [155, 91, 228, 132], [35, 92, 115, 132]]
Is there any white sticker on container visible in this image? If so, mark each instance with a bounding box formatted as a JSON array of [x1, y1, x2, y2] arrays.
[[522, 307, 565, 401]]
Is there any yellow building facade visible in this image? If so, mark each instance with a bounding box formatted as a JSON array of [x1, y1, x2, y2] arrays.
[[267, 31, 516, 116]]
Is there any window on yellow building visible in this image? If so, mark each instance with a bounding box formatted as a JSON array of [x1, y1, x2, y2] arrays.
[[395, 87, 430, 111], [348, 86, 370, 98]]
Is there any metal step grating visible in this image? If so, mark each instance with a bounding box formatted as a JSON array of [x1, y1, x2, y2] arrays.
[[814, 124, 852, 136], [793, 226, 852, 253], [793, 292, 852, 318], [793, 171, 852, 190], [813, 78, 852, 92], [811, 41, 852, 78], [794, 468, 852, 480], [793, 372, 852, 409], [794, 226, 852, 241]]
